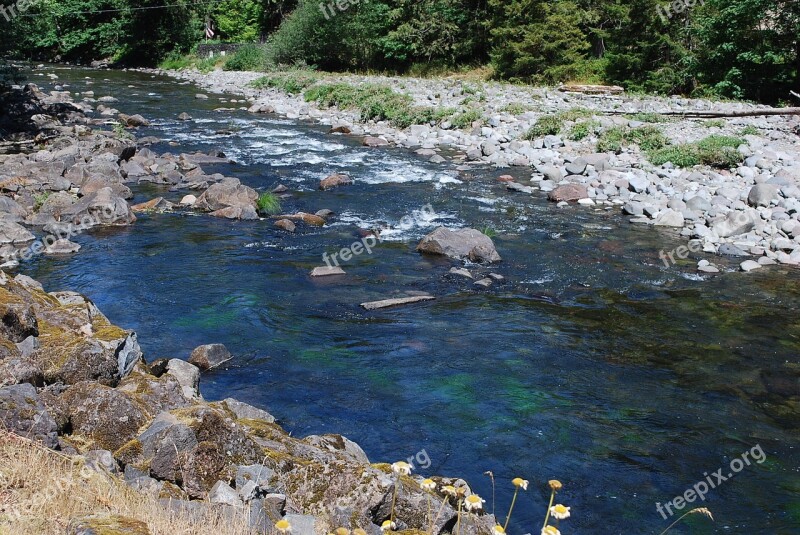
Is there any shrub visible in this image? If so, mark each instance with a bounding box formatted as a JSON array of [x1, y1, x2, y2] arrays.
[[450, 108, 483, 129], [250, 71, 319, 94], [567, 120, 599, 141], [740, 125, 760, 136], [523, 114, 563, 139], [647, 135, 745, 168], [702, 119, 726, 128], [256, 192, 281, 215], [223, 44, 269, 72], [158, 51, 193, 71], [501, 102, 535, 115], [597, 125, 667, 153], [625, 112, 670, 123]]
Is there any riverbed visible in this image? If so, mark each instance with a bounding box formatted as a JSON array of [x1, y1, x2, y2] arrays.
[[22, 65, 800, 534]]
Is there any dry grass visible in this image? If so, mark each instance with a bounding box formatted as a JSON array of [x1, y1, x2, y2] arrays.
[[0, 431, 256, 535]]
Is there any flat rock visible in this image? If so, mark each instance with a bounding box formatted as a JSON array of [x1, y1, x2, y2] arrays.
[[310, 266, 345, 277], [360, 295, 435, 310], [319, 173, 352, 191], [362, 136, 389, 147], [548, 184, 588, 202], [740, 260, 762, 272], [274, 219, 296, 232]]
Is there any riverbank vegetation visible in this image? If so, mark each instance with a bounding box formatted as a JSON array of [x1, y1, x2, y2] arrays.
[[0, 0, 797, 103]]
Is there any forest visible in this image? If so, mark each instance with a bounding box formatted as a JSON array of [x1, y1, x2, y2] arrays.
[[0, 0, 798, 103]]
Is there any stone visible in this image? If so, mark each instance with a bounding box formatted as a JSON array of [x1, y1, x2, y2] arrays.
[[711, 211, 756, 238], [282, 514, 317, 535], [360, 295, 435, 310], [67, 514, 150, 535], [274, 219, 296, 232], [740, 260, 762, 272], [135, 412, 198, 481], [122, 114, 150, 127], [0, 383, 58, 448], [222, 398, 275, 423], [319, 173, 353, 191], [417, 227, 501, 263], [718, 243, 750, 256], [565, 158, 587, 175], [310, 266, 345, 277], [195, 94, 208, 100], [628, 175, 650, 193], [506, 182, 534, 194], [474, 278, 493, 288], [61, 383, 148, 451], [748, 184, 780, 207], [195, 177, 258, 214], [179, 195, 197, 206], [188, 343, 232, 371], [449, 267, 473, 279], [236, 464, 276, 492], [0, 221, 35, 243], [548, 184, 588, 202], [535, 164, 563, 182], [654, 209, 685, 227], [363, 136, 389, 147], [166, 358, 201, 399], [60, 187, 136, 227], [177, 112, 192, 121], [209, 480, 242, 507], [84, 449, 120, 475], [686, 196, 711, 212], [303, 434, 370, 464]]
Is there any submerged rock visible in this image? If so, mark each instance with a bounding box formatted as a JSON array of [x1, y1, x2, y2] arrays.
[[188, 343, 232, 371]]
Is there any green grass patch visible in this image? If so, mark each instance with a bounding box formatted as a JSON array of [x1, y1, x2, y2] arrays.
[[501, 102, 535, 115], [450, 108, 483, 129], [702, 119, 726, 128], [597, 125, 668, 153], [740, 125, 760, 136], [523, 107, 594, 139], [567, 120, 600, 141], [625, 112, 671, 123], [304, 82, 461, 129], [256, 192, 282, 215], [250, 71, 319, 94], [647, 134, 745, 168]]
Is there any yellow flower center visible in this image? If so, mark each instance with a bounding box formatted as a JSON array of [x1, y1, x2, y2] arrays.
[[554, 505, 567, 513]]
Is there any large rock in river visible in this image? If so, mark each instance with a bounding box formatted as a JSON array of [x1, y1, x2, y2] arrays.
[[417, 227, 501, 263], [195, 177, 258, 219]]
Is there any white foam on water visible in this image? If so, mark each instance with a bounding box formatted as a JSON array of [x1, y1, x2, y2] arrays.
[[329, 207, 461, 242], [522, 276, 555, 285]]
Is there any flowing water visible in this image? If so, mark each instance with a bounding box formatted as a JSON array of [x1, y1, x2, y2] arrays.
[[20, 66, 800, 534]]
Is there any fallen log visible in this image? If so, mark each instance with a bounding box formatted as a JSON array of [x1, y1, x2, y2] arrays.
[[558, 84, 625, 95], [360, 295, 435, 310], [598, 107, 800, 118]]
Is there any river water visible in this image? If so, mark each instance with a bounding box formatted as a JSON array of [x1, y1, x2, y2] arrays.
[[21, 66, 800, 534]]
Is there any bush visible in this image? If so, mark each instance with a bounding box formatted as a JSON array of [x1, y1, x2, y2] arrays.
[[450, 108, 483, 129], [159, 51, 194, 70], [597, 125, 667, 153], [256, 192, 281, 215], [501, 102, 535, 115], [224, 44, 269, 72], [625, 112, 670, 123], [250, 71, 319, 94], [567, 120, 599, 141], [523, 108, 593, 139], [647, 135, 745, 168]]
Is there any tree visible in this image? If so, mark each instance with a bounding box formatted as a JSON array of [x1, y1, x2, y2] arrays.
[[489, 0, 589, 83]]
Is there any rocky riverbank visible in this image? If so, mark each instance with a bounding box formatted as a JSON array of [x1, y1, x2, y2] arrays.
[[154, 67, 800, 273], [0, 77, 498, 534]]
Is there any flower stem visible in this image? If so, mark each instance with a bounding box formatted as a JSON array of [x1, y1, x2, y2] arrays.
[[541, 489, 556, 531], [456, 499, 463, 535], [390, 476, 399, 523], [503, 488, 519, 531], [657, 509, 704, 535], [428, 495, 449, 534]]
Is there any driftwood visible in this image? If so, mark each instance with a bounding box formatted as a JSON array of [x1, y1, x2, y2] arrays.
[[558, 84, 624, 95], [598, 108, 800, 118]]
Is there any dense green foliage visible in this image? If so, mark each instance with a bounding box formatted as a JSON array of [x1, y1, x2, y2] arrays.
[[0, 0, 796, 101]]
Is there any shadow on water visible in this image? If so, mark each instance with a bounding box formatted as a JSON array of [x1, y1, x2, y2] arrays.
[[20, 65, 800, 534]]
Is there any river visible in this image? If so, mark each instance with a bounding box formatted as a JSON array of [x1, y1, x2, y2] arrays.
[[22, 65, 800, 534]]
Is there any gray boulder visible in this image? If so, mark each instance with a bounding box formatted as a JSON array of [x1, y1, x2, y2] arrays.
[[188, 343, 232, 371], [0, 221, 35, 244], [0, 383, 58, 448], [747, 184, 780, 207], [417, 227, 501, 263], [711, 211, 757, 238]]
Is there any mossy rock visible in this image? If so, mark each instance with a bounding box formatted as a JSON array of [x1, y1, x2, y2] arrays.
[[67, 514, 150, 534]]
